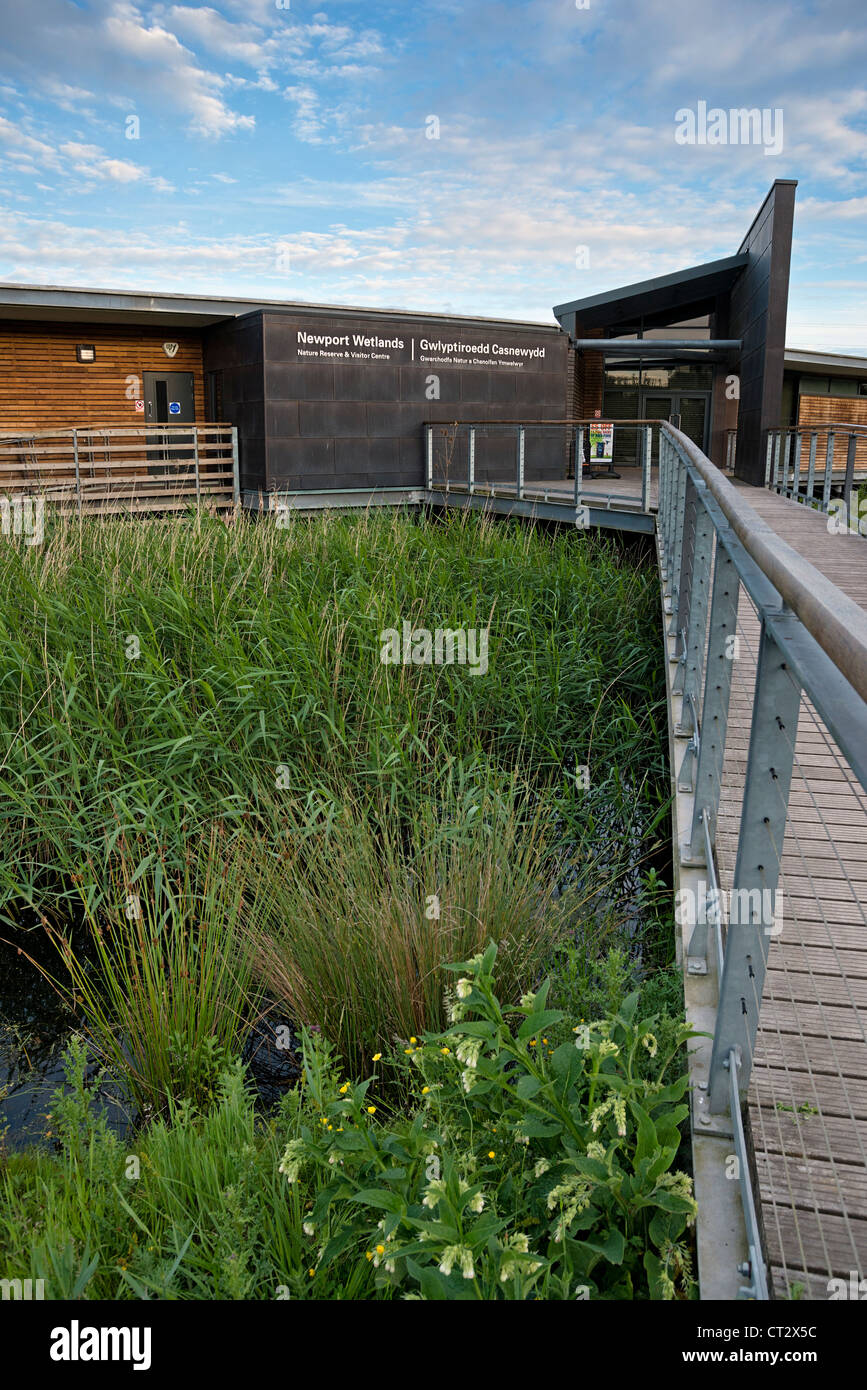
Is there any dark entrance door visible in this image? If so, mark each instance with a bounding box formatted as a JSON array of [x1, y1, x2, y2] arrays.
[[143, 371, 195, 465], [644, 391, 709, 463]]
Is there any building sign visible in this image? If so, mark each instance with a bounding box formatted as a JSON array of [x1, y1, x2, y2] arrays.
[[168, 401, 181, 414], [292, 327, 550, 370], [588, 422, 614, 463], [134, 399, 144, 413]]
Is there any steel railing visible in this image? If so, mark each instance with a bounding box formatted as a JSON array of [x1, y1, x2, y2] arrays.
[[764, 424, 867, 535], [660, 422, 867, 1299], [425, 419, 660, 515]]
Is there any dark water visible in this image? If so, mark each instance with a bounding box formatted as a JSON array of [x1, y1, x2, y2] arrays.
[[0, 915, 131, 1149], [0, 776, 666, 1148], [0, 914, 305, 1149], [552, 772, 667, 944]]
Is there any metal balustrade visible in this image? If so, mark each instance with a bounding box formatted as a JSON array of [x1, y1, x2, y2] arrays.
[[764, 424, 867, 535], [425, 419, 657, 517], [659, 422, 867, 1299]]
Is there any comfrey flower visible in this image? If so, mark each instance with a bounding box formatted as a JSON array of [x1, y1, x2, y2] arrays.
[[598, 1039, 620, 1060], [439, 1244, 474, 1279], [422, 1178, 448, 1209], [642, 1032, 659, 1058], [445, 993, 467, 1025], [278, 1139, 306, 1184], [455, 978, 473, 1000], [534, 1158, 551, 1178], [461, 1068, 477, 1094], [656, 1172, 698, 1227], [455, 1036, 483, 1069], [520, 991, 536, 1010], [499, 1232, 541, 1283], [465, 1186, 485, 1214], [547, 1174, 593, 1242], [585, 1140, 606, 1161], [589, 1098, 614, 1133]]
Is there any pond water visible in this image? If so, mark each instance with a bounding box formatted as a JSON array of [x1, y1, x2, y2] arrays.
[[0, 914, 305, 1149], [0, 914, 130, 1149], [0, 777, 667, 1149]]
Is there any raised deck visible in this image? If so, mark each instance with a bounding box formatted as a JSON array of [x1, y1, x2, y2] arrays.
[[427, 418, 867, 1300], [718, 483, 867, 1299]]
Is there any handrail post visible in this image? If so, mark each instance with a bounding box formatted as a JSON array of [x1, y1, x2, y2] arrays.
[[516, 425, 524, 500], [658, 432, 668, 555], [675, 481, 714, 742], [668, 444, 687, 636], [231, 426, 240, 504], [764, 432, 773, 488], [791, 430, 802, 501], [844, 432, 857, 527], [573, 426, 583, 510], [665, 432, 677, 557], [642, 424, 652, 512], [662, 432, 677, 580], [805, 431, 817, 505], [673, 473, 700, 687], [425, 423, 433, 490], [708, 621, 801, 1112], [688, 541, 740, 861], [782, 430, 792, 496], [822, 431, 835, 513], [468, 426, 475, 495]]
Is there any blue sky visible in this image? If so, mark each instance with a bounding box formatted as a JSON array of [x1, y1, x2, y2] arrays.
[[0, 0, 865, 348]]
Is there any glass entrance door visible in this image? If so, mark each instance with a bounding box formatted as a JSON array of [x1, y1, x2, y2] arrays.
[[678, 394, 709, 452], [643, 394, 674, 466], [643, 391, 709, 462]]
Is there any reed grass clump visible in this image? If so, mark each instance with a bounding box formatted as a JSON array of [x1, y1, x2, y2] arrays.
[[0, 505, 667, 1104]]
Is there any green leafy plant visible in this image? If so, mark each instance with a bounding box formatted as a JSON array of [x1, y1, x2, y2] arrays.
[[281, 943, 699, 1300]]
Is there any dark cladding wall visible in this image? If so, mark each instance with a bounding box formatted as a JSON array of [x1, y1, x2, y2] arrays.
[[202, 316, 264, 493], [253, 310, 568, 491], [728, 179, 797, 485]]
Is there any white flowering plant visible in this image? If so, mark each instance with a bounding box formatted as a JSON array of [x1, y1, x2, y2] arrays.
[[279, 942, 699, 1299]]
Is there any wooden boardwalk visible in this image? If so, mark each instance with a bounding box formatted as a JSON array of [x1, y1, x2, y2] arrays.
[[711, 483, 867, 1299], [432, 447, 866, 1297]]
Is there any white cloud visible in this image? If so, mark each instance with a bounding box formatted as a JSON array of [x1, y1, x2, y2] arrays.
[[0, 115, 171, 190]]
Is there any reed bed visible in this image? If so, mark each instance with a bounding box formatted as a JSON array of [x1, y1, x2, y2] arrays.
[[0, 505, 667, 1097]]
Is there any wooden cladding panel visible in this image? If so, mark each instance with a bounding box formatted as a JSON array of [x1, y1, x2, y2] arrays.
[[0, 322, 205, 433], [797, 394, 867, 472]]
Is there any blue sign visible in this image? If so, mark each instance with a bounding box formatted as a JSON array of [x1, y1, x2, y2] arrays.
[[168, 401, 181, 415]]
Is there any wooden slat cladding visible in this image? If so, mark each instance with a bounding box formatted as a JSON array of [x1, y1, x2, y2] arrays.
[[0, 321, 205, 432], [797, 394, 867, 472]]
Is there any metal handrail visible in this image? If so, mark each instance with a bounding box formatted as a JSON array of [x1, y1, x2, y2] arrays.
[[667, 424, 867, 707], [771, 420, 867, 435], [659, 420, 867, 1299], [430, 417, 671, 427]]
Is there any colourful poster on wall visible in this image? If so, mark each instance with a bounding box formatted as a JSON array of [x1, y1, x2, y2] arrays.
[[588, 422, 614, 463]]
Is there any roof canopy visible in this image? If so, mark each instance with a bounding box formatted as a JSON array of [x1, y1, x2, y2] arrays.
[[553, 253, 749, 335]]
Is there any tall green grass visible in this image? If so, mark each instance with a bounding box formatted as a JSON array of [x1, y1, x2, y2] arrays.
[[0, 507, 664, 916], [0, 506, 668, 1101], [241, 777, 588, 1076]]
